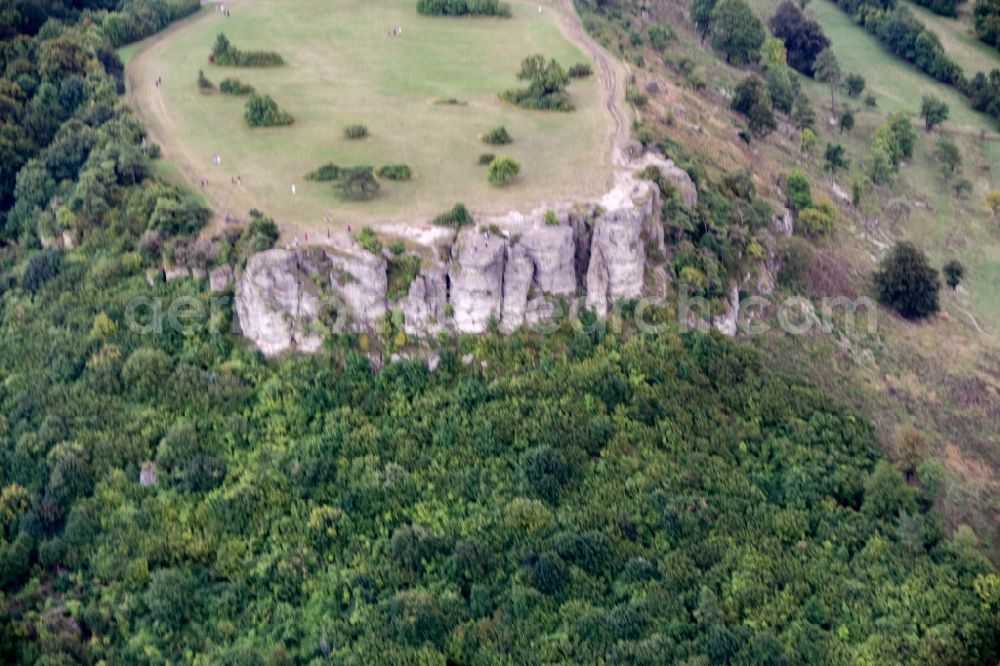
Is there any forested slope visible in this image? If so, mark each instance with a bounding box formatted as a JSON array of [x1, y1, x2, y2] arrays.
[[0, 1, 998, 664]]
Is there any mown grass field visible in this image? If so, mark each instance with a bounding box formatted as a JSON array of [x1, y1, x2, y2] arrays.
[[127, 0, 612, 231]]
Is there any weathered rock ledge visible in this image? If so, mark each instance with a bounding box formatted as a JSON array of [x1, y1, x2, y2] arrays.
[[232, 153, 729, 356]]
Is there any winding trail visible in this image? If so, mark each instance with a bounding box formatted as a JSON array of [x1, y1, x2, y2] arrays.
[[551, 0, 631, 167]]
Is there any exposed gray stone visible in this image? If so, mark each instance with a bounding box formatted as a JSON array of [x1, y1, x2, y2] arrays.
[[713, 285, 740, 337], [164, 265, 190, 282], [586, 179, 659, 317], [328, 251, 388, 326], [519, 225, 577, 296], [235, 249, 326, 356], [448, 231, 506, 333], [209, 265, 234, 292], [773, 208, 794, 236], [402, 264, 448, 335], [500, 243, 534, 332]]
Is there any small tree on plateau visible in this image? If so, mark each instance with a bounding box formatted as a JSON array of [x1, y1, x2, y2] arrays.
[[874, 241, 941, 319], [488, 157, 520, 186], [920, 95, 949, 131]]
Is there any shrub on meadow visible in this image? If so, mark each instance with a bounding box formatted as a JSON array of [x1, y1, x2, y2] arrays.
[[488, 156, 520, 186], [874, 241, 941, 319], [356, 226, 382, 254], [197, 70, 214, 92], [501, 55, 573, 111], [568, 63, 593, 78], [337, 167, 380, 201], [344, 124, 369, 139], [433, 203, 474, 228], [483, 126, 512, 145], [212, 33, 284, 67], [305, 163, 343, 181], [377, 164, 413, 181], [244, 94, 293, 127], [219, 78, 255, 95], [417, 0, 511, 17]]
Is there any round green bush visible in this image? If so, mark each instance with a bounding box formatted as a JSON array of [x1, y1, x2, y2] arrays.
[[377, 164, 412, 181], [488, 156, 520, 186], [344, 124, 368, 139], [483, 126, 512, 145]]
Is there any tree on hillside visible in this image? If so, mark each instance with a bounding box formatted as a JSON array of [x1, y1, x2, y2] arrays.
[[839, 108, 855, 134], [891, 426, 930, 478], [824, 142, 848, 172], [769, 1, 830, 75], [845, 72, 866, 97], [888, 111, 918, 159], [763, 54, 798, 113], [709, 0, 766, 65], [874, 241, 941, 319], [935, 138, 961, 176], [732, 75, 777, 137], [690, 0, 718, 41], [974, 0, 1000, 48], [988, 191, 1000, 221], [813, 48, 841, 116], [785, 170, 813, 211], [943, 259, 965, 288], [920, 95, 949, 131]]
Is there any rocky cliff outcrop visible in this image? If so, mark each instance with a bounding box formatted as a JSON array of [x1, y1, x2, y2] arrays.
[[236, 247, 387, 356], [447, 232, 507, 333], [234, 152, 701, 355], [586, 177, 661, 316], [235, 250, 326, 356]]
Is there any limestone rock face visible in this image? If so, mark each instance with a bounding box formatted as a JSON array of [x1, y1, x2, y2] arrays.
[[519, 225, 577, 296], [586, 179, 659, 317], [500, 243, 534, 332], [402, 264, 448, 335], [660, 161, 698, 207], [773, 208, 794, 236], [209, 265, 234, 292], [164, 265, 190, 282], [713, 285, 741, 337], [328, 252, 388, 326], [633, 152, 698, 207], [448, 231, 507, 333], [235, 249, 326, 356], [230, 150, 707, 354]]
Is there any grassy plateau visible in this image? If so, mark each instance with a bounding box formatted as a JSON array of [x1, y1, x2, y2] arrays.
[[126, 0, 613, 231]]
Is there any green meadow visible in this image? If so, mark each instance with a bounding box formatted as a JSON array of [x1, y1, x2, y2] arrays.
[[127, 0, 613, 230]]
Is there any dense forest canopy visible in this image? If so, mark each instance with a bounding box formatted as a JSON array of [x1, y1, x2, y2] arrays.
[[0, 1, 998, 664]]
